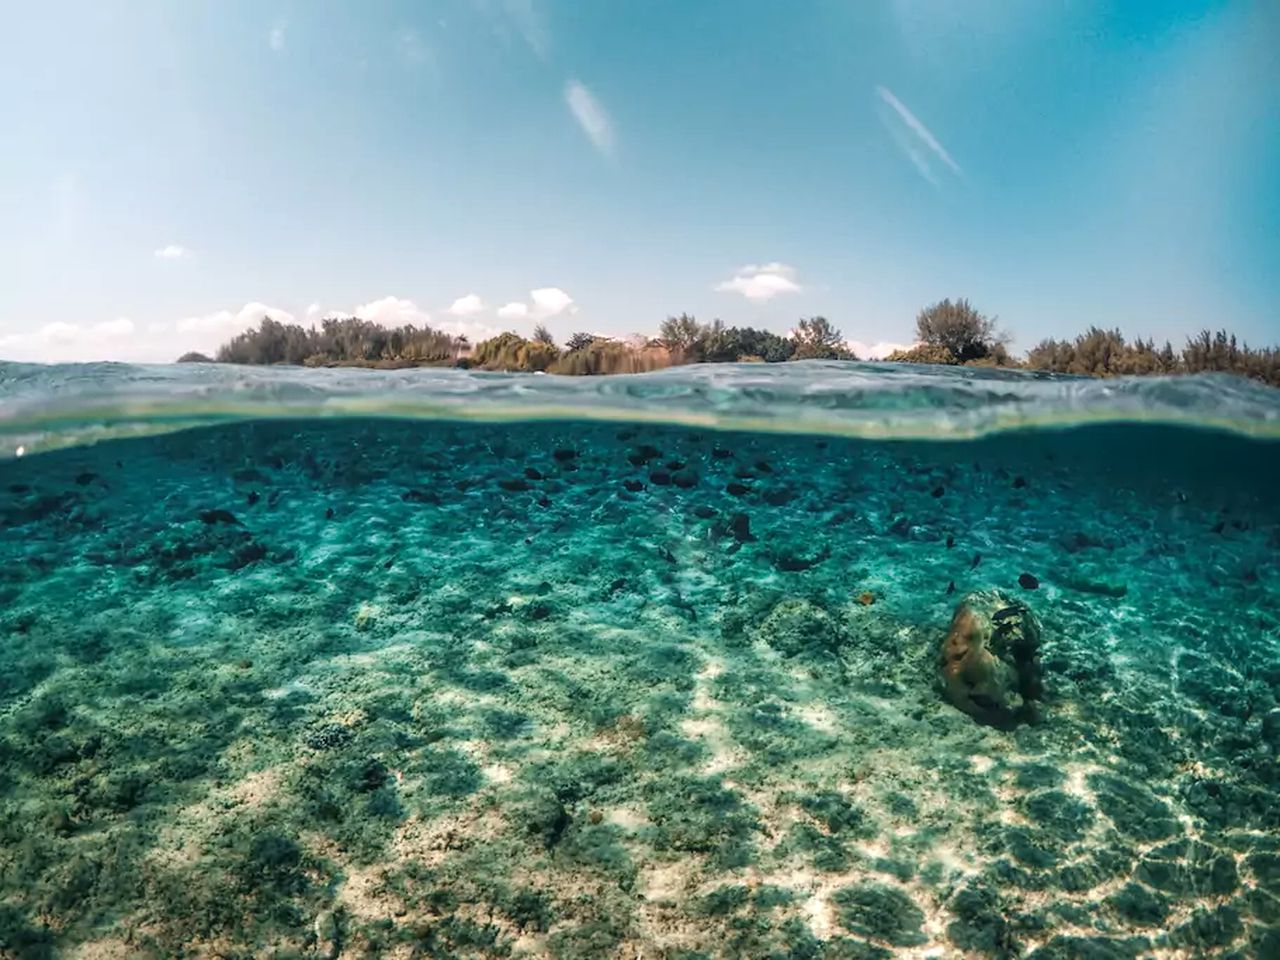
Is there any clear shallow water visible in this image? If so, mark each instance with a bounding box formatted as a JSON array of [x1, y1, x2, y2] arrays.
[[3, 361, 1280, 458], [1, 363, 1278, 958]]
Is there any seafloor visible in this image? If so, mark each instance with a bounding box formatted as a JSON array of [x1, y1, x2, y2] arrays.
[[0, 418, 1278, 959]]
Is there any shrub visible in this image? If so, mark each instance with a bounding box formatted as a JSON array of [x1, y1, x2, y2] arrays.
[[885, 343, 957, 365], [790, 317, 854, 360], [915, 299, 1004, 362], [471, 333, 560, 372]]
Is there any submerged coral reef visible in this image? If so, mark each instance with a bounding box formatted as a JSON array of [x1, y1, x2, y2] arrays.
[[0, 417, 1278, 958]]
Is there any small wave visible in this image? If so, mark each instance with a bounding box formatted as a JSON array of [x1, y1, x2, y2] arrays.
[[1, 360, 1278, 458]]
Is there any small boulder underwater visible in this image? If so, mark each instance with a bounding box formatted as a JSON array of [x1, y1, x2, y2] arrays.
[[0, 361, 1278, 957]]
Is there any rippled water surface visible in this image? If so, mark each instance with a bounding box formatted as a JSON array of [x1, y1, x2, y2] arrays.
[[1, 362, 1277, 958]]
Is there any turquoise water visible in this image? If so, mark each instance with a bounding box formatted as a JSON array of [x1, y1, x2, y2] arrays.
[[1, 362, 1278, 958]]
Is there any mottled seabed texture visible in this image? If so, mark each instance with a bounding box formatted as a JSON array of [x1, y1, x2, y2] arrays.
[[1, 363, 1279, 960]]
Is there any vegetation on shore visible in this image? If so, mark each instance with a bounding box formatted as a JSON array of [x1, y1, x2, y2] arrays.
[[190, 299, 1280, 387]]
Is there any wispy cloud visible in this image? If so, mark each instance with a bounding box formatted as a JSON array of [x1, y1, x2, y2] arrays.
[[268, 23, 286, 52], [875, 85, 961, 185], [154, 244, 190, 260], [473, 0, 551, 60], [565, 81, 614, 156], [715, 263, 803, 301], [396, 29, 433, 66]]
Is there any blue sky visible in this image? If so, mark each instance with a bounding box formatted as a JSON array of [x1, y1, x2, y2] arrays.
[[1, 0, 1277, 362]]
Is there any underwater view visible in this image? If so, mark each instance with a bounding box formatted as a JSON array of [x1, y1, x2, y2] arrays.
[[1, 361, 1278, 959]]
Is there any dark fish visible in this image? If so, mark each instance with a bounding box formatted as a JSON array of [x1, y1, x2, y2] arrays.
[[627, 444, 663, 466], [246, 491, 260, 506], [74, 472, 97, 486], [970, 552, 982, 569], [931, 486, 945, 498], [946, 580, 956, 595], [993, 605, 1022, 622], [524, 467, 544, 481], [199, 508, 240, 525], [552, 449, 578, 462], [726, 482, 751, 497], [624, 479, 645, 492], [1018, 572, 1040, 590], [728, 513, 755, 543], [498, 478, 531, 492], [1012, 476, 1027, 489], [946, 535, 955, 549]]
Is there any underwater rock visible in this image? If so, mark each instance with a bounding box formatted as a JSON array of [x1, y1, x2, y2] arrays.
[[939, 590, 1042, 726]]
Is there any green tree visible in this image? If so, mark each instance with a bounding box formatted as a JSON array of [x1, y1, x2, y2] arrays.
[[658, 313, 709, 358], [915, 299, 1004, 363], [790, 317, 853, 360], [532, 324, 556, 347], [565, 331, 597, 353]]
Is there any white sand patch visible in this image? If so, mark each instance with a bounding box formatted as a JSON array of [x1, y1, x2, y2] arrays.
[[642, 859, 698, 903]]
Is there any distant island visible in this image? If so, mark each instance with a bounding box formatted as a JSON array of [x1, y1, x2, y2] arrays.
[[181, 298, 1280, 388]]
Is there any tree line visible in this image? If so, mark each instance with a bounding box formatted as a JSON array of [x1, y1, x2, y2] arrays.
[[183, 300, 1280, 388]]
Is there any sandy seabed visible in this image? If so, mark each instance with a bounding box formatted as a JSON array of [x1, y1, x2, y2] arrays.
[[1, 418, 1278, 959]]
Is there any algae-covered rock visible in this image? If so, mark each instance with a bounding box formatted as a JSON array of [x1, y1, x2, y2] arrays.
[[939, 589, 1042, 727], [754, 597, 845, 658]]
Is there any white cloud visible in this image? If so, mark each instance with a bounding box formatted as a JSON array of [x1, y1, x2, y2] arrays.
[[875, 85, 961, 185], [847, 339, 916, 360], [94, 317, 136, 338], [529, 287, 574, 318], [269, 23, 286, 52], [176, 301, 295, 335], [565, 80, 614, 156], [154, 244, 190, 260], [494, 287, 577, 324], [353, 296, 431, 327], [448, 293, 485, 316], [715, 263, 803, 301], [1, 317, 142, 362]]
